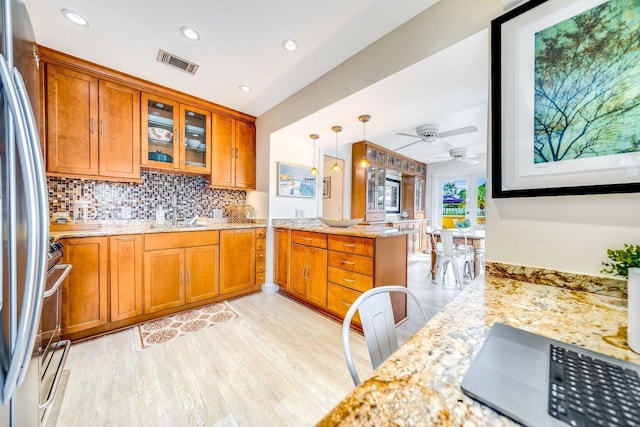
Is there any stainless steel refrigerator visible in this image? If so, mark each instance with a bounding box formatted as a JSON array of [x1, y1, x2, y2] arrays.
[[0, 0, 50, 426]]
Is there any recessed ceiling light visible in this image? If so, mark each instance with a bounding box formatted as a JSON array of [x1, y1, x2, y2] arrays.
[[180, 26, 200, 41], [239, 85, 252, 93], [61, 9, 89, 27], [282, 39, 297, 52]]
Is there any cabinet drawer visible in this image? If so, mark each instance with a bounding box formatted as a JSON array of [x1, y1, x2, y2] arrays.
[[327, 283, 361, 326], [327, 251, 373, 276], [256, 261, 266, 273], [256, 238, 266, 250], [144, 230, 219, 250], [328, 266, 372, 292], [291, 230, 327, 249], [256, 272, 265, 284], [256, 250, 266, 262], [328, 234, 374, 257], [255, 228, 266, 239]]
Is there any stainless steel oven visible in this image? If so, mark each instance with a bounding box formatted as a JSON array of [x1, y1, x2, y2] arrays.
[[39, 239, 72, 423]]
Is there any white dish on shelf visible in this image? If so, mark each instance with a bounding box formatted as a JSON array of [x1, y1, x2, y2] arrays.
[[185, 138, 200, 148], [185, 160, 206, 167], [148, 137, 172, 145], [149, 127, 173, 142], [317, 217, 363, 228], [185, 125, 204, 136], [148, 115, 173, 127]]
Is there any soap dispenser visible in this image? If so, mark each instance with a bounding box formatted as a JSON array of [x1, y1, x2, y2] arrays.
[[155, 207, 165, 225]]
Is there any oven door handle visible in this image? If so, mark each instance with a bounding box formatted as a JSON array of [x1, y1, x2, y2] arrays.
[[39, 339, 71, 410], [43, 264, 73, 299]]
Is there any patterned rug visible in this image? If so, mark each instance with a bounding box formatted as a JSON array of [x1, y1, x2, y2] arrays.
[[133, 301, 240, 350]]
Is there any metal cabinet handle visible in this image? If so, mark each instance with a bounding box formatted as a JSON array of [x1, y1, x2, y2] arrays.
[[341, 260, 355, 265], [187, 269, 191, 285], [99, 119, 104, 136], [342, 243, 356, 248], [115, 236, 137, 241], [341, 300, 351, 307], [91, 118, 96, 134], [342, 278, 355, 283], [302, 237, 312, 241]]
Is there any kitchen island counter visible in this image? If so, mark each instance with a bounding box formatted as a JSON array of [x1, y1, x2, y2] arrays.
[[317, 274, 639, 426], [272, 222, 418, 239]]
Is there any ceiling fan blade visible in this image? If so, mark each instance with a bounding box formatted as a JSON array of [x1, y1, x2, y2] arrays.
[[460, 157, 480, 164], [396, 132, 420, 138], [394, 139, 423, 151], [431, 139, 453, 150], [437, 125, 478, 139]]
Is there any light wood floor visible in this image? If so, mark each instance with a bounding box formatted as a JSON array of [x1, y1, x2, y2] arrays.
[[46, 254, 464, 427]]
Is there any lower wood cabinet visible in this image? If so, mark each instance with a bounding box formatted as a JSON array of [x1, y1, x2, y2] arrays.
[[279, 230, 408, 327], [273, 227, 290, 289], [143, 231, 219, 314], [59, 227, 263, 341], [109, 235, 143, 322], [61, 236, 109, 335], [219, 228, 257, 296]]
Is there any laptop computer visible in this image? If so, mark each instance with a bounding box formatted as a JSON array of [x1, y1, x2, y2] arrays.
[[460, 323, 640, 427]]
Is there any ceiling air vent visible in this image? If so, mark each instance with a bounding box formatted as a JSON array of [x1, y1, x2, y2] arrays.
[[156, 49, 199, 75]]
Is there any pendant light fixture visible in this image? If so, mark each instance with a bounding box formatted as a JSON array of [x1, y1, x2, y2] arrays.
[[358, 114, 371, 167], [309, 134, 320, 175], [330, 126, 343, 172]]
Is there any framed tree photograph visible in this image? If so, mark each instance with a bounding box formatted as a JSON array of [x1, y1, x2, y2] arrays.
[[277, 162, 317, 198], [491, 0, 640, 198], [323, 177, 331, 198]]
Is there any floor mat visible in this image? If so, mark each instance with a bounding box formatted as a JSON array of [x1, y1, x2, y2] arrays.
[[133, 301, 239, 350]]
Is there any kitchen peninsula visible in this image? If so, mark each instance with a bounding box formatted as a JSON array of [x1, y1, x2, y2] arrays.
[[273, 221, 419, 327], [316, 273, 640, 426]]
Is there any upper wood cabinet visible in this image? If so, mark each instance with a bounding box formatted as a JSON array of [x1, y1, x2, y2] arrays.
[[141, 93, 211, 174], [211, 114, 256, 190], [44, 63, 140, 181]]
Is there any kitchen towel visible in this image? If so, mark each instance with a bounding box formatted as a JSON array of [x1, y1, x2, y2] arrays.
[[133, 301, 240, 351]]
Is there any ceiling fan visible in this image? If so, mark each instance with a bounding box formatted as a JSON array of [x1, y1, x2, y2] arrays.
[[434, 147, 479, 164], [394, 123, 478, 151]]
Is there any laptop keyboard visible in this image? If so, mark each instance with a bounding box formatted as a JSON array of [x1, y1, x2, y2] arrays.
[[548, 344, 640, 427]]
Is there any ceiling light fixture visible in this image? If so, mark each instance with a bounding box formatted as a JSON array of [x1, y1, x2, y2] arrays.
[[330, 126, 343, 173], [180, 26, 200, 41], [358, 114, 371, 167], [61, 9, 89, 27], [282, 39, 298, 52], [309, 134, 320, 176], [239, 85, 252, 92]]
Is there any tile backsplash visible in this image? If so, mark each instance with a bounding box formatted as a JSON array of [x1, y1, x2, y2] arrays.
[[47, 171, 246, 221]]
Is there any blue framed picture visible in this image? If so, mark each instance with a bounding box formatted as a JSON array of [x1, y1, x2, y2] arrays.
[[277, 162, 317, 198]]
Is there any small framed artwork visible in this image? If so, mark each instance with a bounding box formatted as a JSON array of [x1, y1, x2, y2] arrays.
[[323, 177, 331, 198], [491, 0, 640, 198], [277, 162, 317, 198]]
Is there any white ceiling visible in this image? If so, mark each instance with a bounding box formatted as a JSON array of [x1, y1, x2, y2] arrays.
[[24, 0, 489, 164]]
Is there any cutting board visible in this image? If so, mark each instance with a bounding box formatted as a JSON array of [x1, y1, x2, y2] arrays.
[[50, 222, 101, 231]]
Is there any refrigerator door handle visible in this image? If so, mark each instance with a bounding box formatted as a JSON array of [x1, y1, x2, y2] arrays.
[[12, 67, 49, 387], [0, 54, 41, 405]]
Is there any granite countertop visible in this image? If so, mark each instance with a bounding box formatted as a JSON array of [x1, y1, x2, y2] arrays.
[[273, 223, 419, 239], [49, 220, 265, 240], [317, 274, 640, 426]]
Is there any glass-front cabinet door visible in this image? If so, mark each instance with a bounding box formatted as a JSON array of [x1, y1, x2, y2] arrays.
[[142, 93, 179, 169], [366, 147, 377, 165], [365, 166, 377, 212], [180, 104, 211, 173], [376, 167, 386, 213], [141, 93, 211, 173], [415, 177, 425, 212]]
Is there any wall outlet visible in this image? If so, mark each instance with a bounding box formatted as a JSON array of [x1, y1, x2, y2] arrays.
[[121, 206, 132, 219]]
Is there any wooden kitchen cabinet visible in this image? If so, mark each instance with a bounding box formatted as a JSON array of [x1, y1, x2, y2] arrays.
[[185, 245, 219, 303], [61, 236, 109, 335], [44, 63, 140, 180], [109, 234, 143, 322], [210, 114, 256, 190], [273, 227, 290, 289], [219, 228, 258, 296], [141, 92, 211, 174], [143, 230, 219, 313], [289, 231, 328, 308]]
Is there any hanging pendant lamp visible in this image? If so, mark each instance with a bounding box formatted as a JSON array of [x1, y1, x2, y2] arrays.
[[358, 114, 371, 167], [309, 134, 320, 175], [330, 126, 343, 172]]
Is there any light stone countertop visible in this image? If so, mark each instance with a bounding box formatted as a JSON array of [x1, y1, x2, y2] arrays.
[[49, 220, 265, 240], [272, 223, 419, 239], [316, 274, 639, 426]]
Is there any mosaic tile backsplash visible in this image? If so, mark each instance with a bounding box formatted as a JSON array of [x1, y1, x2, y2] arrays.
[[47, 171, 246, 221]]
